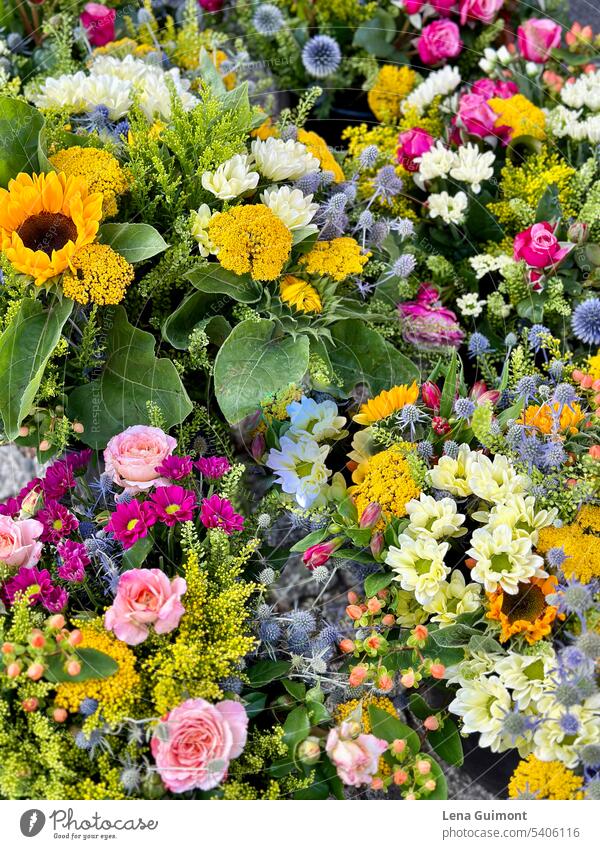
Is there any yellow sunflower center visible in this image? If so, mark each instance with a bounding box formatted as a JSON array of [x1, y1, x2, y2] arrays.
[[17, 212, 77, 255], [501, 582, 547, 624]]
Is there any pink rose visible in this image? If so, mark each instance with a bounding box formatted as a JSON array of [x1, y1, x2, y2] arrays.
[[471, 77, 518, 99], [513, 222, 569, 269], [396, 127, 434, 172], [198, 0, 224, 11], [0, 515, 43, 569], [80, 3, 116, 48], [104, 425, 177, 494], [417, 20, 462, 65], [431, 0, 457, 16], [104, 568, 186, 645], [399, 284, 464, 349], [456, 93, 501, 138], [402, 0, 425, 13], [151, 698, 248, 793], [517, 18, 561, 63], [326, 722, 387, 787], [459, 0, 504, 25]]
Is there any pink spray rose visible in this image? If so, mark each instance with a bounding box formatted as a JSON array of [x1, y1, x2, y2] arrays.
[[431, 0, 457, 16], [471, 77, 519, 100], [399, 284, 464, 349], [402, 0, 425, 13], [396, 127, 434, 172], [151, 698, 248, 793], [302, 538, 342, 570], [104, 568, 187, 645], [80, 3, 116, 48], [0, 515, 43, 569], [517, 18, 562, 63], [513, 222, 569, 269], [104, 425, 177, 494], [459, 0, 504, 25], [326, 722, 387, 787], [417, 19, 462, 65], [456, 93, 502, 139]]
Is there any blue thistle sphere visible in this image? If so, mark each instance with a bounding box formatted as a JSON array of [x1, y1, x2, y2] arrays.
[[302, 35, 342, 78], [572, 298, 600, 346], [468, 332, 492, 358], [259, 620, 282, 643], [253, 4, 285, 36]]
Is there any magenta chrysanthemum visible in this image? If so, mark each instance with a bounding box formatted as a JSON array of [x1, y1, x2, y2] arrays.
[[146, 485, 197, 527], [37, 501, 79, 544], [106, 500, 156, 549], [195, 456, 231, 480], [155, 455, 194, 480], [3, 566, 68, 612], [199, 494, 244, 535]]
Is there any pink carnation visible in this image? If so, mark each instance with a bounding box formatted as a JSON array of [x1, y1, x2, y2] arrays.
[[80, 3, 116, 48], [104, 425, 177, 494], [399, 284, 464, 349], [200, 495, 244, 535], [459, 0, 504, 26], [151, 697, 248, 793], [104, 568, 187, 645], [0, 515, 44, 569], [396, 127, 434, 172], [513, 222, 569, 269], [417, 20, 462, 66], [517, 18, 562, 63], [326, 722, 387, 787]]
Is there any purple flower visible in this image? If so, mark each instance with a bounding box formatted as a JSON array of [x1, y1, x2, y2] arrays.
[[57, 540, 91, 583], [65, 449, 93, 471], [42, 460, 76, 500], [200, 495, 244, 535], [195, 456, 231, 480], [106, 500, 156, 550], [3, 566, 68, 612], [37, 501, 79, 544], [155, 455, 193, 481], [146, 485, 197, 527]]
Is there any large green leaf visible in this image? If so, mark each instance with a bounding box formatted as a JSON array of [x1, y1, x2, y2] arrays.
[[214, 319, 310, 424], [0, 97, 44, 187], [428, 718, 464, 767], [328, 320, 419, 396], [98, 223, 169, 263], [162, 289, 231, 350], [186, 263, 262, 304], [367, 705, 420, 754], [0, 297, 73, 439], [245, 659, 292, 687], [44, 648, 118, 683], [67, 306, 192, 448]]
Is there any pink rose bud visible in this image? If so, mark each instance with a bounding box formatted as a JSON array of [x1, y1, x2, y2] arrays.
[[347, 590, 359, 604], [359, 502, 382, 529], [430, 662, 446, 680], [346, 604, 364, 621], [326, 723, 387, 787], [53, 708, 68, 723], [80, 3, 116, 48], [6, 662, 21, 678], [370, 531, 385, 558], [403, 0, 425, 13], [424, 779, 437, 792], [424, 715, 440, 732], [396, 127, 434, 172], [302, 538, 342, 570], [517, 18, 562, 63], [26, 662, 45, 681], [297, 736, 321, 765], [348, 665, 368, 687], [22, 697, 39, 712], [417, 19, 462, 66], [339, 638, 356, 653], [567, 221, 588, 245], [391, 739, 406, 756], [421, 381, 442, 412], [394, 769, 409, 786], [459, 0, 504, 26], [514, 222, 569, 270], [251, 433, 266, 461], [66, 660, 81, 677], [417, 759, 432, 775], [366, 597, 382, 614]]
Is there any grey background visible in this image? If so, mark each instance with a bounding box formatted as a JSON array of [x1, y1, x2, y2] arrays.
[[569, 0, 600, 27]]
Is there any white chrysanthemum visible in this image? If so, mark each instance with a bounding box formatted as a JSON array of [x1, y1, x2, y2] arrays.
[[136, 68, 197, 120], [445, 652, 499, 687], [402, 65, 461, 115], [90, 54, 151, 82], [494, 652, 554, 711], [251, 137, 320, 181], [472, 495, 557, 546], [32, 71, 90, 112], [287, 396, 346, 442], [266, 436, 330, 508], [423, 569, 482, 625], [417, 141, 455, 181], [427, 444, 473, 497], [449, 144, 495, 194], [561, 69, 600, 111], [201, 154, 260, 200], [82, 74, 133, 119], [533, 702, 600, 768], [405, 493, 466, 540], [190, 204, 218, 257], [427, 191, 468, 225], [448, 676, 512, 750], [469, 253, 513, 279], [260, 185, 319, 231], [386, 534, 450, 605], [467, 524, 547, 595], [466, 452, 530, 505], [456, 292, 486, 317]]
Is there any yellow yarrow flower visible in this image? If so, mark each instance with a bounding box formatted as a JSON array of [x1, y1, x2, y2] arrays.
[[62, 243, 134, 305], [368, 65, 417, 122], [279, 275, 322, 313], [300, 236, 368, 282], [208, 205, 292, 281], [509, 755, 584, 800], [350, 447, 420, 524], [488, 94, 546, 141], [297, 129, 344, 183], [49, 146, 130, 219], [587, 351, 600, 380], [537, 505, 600, 584], [354, 382, 419, 425]]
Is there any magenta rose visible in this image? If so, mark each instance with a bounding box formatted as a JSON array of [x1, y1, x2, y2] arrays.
[[104, 568, 186, 645], [456, 93, 501, 138], [151, 698, 248, 792], [517, 18, 561, 63], [417, 19, 462, 65], [513, 222, 569, 269], [431, 0, 457, 16], [80, 3, 116, 48], [402, 0, 425, 13], [0, 515, 43, 569], [396, 127, 434, 172], [326, 722, 387, 787], [399, 284, 464, 349], [459, 0, 504, 25], [104, 425, 177, 494], [471, 77, 518, 99]]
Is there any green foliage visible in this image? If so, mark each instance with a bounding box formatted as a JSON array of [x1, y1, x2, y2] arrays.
[[98, 223, 169, 264], [0, 96, 44, 187]]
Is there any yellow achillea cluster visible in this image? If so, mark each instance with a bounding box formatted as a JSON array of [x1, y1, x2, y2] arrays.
[[297, 129, 344, 182], [489, 94, 546, 141], [54, 620, 141, 723], [61, 243, 135, 305], [49, 146, 130, 219], [518, 401, 585, 434], [279, 275, 322, 313], [509, 755, 584, 799], [537, 505, 600, 584], [351, 447, 420, 523], [368, 65, 417, 122], [588, 351, 600, 380], [260, 383, 303, 424], [208, 205, 292, 281], [300, 237, 368, 282]]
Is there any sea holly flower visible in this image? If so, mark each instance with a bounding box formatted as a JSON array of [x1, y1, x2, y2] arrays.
[[199, 495, 245, 535], [146, 486, 197, 527], [106, 500, 156, 550]]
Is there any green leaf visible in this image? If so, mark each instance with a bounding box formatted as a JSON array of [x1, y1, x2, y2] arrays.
[[0, 96, 44, 186], [516, 293, 545, 323], [425, 757, 448, 800], [198, 47, 227, 96], [465, 190, 504, 242], [363, 572, 393, 598], [283, 706, 310, 752], [0, 297, 73, 439], [282, 679, 306, 701], [468, 634, 505, 654], [122, 535, 153, 571], [67, 307, 192, 448], [328, 320, 419, 398], [428, 718, 463, 767], [440, 350, 457, 420], [44, 648, 118, 683], [353, 10, 398, 58], [293, 767, 330, 800], [98, 223, 169, 263], [187, 263, 262, 304], [367, 705, 420, 754], [430, 624, 480, 648], [408, 692, 432, 721], [246, 660, 291, 687], [307, 700, 331, 725], [214, 319, 310, 424], [242, 691, 267, 720], [322, 756, 345, 800], [290, 528, 329, 552], [535, 183, 561, 223], [162, 289, 231, 350]]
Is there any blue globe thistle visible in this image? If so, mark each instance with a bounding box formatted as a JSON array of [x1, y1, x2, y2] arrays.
[[527, 324, 551, 353], [548, 360, 564, 381], [388, 254, 417, 279], [500, 708, 531, 741], [540, 440, 566, 471], [280, 124, 298, 142], [294, 172, 321, 195], [256, 602, 273, 620], [359, 144, 379, 169], [514, 374, 540, 403], [574, 675, 598, 700], [392, 217, 415, 238], [553, 681, 582, 708], [315, 624, 341, 647], [289, 609, 316, 632], [288, 627, 311, 654], [550, 580, 594, 616], [468, 332, 493, 358], [572, 298, 600, 346], [75, 731, 91, 750], [398, 403, 426, 439], [112, 120, 129, 141], [253, 4, 285, 36], [580, 743, 600, 768], [219, 676, 244, 694], [504, 332, 518, 349], [312, 564, 330, 583], [417, 440, 434, 460], [301, 35, 342, 79], [259, 620, 282, 643], [442, 440, 460, 458], [454, 398, 476, 420], [372, 165, 403, 199], [368, 220, 390, 248], [577, 630, 600, 659], [79, 697, 99, 717], [337, 181, 357, 201], [552, 382, 578, 407], [546, 546, 567, 569], [559, 712, 580, 735], [585, 778, 600, 800], [355, 210, 374, 233], [120, 764, 143, 794], [559, 645, 588, 670]]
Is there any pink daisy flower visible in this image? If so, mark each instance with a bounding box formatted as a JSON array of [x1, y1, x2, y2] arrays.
[[146, 485, 197, 527], [199, 495, 244, 535]]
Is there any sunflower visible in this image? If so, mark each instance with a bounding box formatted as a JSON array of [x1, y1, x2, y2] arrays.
[[353, 382, 420, 426], [486, 575, 562, 644], [280, 275, 322, 313], [0, 171, 103, 286]]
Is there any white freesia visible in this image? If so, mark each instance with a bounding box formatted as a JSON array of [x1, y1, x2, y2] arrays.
[[266, 436, 330, 508], [190, 204, 217, 257], [423, 570, 482, 625], [456, 292, 486, 317], [251, 137, 320, 181], [201, 154, 260, 200], [287, 396, 346, 442], [466, 452, 530, 505], [467, 524, 547, 595], [260, 185, 319, 231], [427, 191, 468, 225], [405, 493, 466, 540], [386, 534, 450, 605], [426, 444, 473, 497], [449, 144, 495, 194], [402, 66, 461, 115], [448, 676, 513, 750]]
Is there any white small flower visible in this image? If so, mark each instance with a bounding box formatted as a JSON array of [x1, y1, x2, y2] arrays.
[[405, 493, 466, 540], [497, 45, 512, 66], [251, 137, 320, 182], [466, 452, 530, 505], [402, 66, 461, 115], [201, 154, 259, 200], [417, 141, 455, 181], [449, 144, 495, 194], [456, 292, 486, 318], [448, 676, 512, 751], [427, 191, 468, 226], [286, 396, 346, 442], [266, 436, 331, 508], [423, 570, 482, 625], [260, 185, 319, 231], [426, 444, 473, 497], [473, 495, 557, 546], [190, 204, 218, 257], [467, 524, 547, 595], [386, 534, 450, 605], [469, 253, 513, 279], [494, 652, 554, 711]]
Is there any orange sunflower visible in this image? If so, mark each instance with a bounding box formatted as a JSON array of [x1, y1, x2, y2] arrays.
[[353, 382, 419, 426], [486, 576, 562, 645], [0, 171, 103, 286]]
